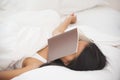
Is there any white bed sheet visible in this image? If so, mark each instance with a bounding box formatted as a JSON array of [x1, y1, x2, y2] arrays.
[[11, 6, 120, 80]]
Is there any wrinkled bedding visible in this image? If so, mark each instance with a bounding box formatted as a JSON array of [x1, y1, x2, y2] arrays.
[[0, 6, 120, 80]]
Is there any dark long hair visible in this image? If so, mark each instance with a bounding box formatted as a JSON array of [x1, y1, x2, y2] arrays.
[[41, 43, 106, 71]]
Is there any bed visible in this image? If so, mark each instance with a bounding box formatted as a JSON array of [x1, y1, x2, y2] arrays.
[[0, 0, 120, 80]]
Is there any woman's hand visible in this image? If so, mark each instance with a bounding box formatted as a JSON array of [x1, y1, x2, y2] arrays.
[[68, 13, 77, 24], [52, 13, 77, 36]]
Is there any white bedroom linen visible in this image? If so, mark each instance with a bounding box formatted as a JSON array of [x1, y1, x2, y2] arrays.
[[12, 6, 120, 80], [0, 10, 60, 71], [74, 7, 120, 48], [59, 0, 107, 15], [0, 0, 59, 12], [12, 44, 120, 80], [0, 0, 107, 18], [0, 0, 120, 79]]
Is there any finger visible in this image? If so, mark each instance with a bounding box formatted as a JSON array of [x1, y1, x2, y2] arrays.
[[70, 13, 74, 16]]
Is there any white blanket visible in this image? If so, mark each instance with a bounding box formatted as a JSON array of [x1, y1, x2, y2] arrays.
[[0, 10, 60, 70]]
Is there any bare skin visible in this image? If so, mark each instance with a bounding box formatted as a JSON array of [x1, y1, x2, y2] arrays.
[[0, 13, 88, 80], [37, 13, 89, 65]]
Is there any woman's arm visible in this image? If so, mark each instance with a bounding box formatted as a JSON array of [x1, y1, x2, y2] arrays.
[[37, 13, 77, 60], [0, 57, 43, 80], [0, 66, 36, 80], [52, 13, 77, 36]]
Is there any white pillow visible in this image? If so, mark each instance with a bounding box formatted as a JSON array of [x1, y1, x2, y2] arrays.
[[0, 0, 21, 11], [76, 6, 120, 42], [59, 0, 108, 15], [0, 0, 59, 12], [105, 0, 120, 11]]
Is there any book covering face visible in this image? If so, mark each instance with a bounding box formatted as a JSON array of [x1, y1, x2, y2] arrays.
[[48, 28, 78, 62]]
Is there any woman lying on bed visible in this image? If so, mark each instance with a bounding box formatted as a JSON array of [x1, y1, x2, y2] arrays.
[[0, 13, 106, 80]]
